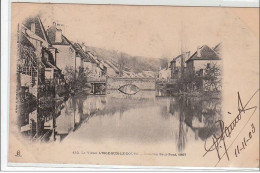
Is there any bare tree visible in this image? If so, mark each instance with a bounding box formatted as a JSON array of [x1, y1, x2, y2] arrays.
[[118, 53, 128, 77]]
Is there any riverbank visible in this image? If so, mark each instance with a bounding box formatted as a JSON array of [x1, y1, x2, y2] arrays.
[[176, 91, 222, 99]]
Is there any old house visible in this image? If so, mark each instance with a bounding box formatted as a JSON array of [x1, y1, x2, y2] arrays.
[[74, 43, 107, 79], [87, 51, 103, 77], [186, 44, 221, 73], [185, 44, 222, 91], [78, 43, 107, 78], [80, 43, 96, 71], [47, 22, 77, 74], [170, 51, 190, 80], [19, 16, 62, 98], [74, 43, 93, 70]]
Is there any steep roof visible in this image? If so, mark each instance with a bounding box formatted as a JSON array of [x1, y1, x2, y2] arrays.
[[74, 43, 96, 63], [20, 32, 36, 50], [104, 60, 120, 73], [58, 34, 71, 45], [57, 35, 80, 52], [213, 42, 222, 56], [23, 16, 51, 45], [186, 45, 221, 63]]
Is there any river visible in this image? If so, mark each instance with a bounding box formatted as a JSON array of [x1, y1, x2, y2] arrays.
[[18, 90, 222, 153]]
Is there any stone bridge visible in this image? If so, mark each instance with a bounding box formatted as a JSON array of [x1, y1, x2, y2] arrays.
[[106, 77, 156, 90]]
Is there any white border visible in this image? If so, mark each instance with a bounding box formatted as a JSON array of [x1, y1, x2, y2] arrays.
[[1, 0, 259, 171], [7, 0, 260, 7], [1, 0, 11, 171]]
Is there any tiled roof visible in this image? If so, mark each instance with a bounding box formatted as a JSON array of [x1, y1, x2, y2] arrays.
[[186, 45, 221, 63], [74, 43, 96, 63], [21, 32, 36, 50], [104, 60, 119, 73]]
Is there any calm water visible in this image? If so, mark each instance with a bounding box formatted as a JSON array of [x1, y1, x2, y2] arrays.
[[19, 90, 222, 152]]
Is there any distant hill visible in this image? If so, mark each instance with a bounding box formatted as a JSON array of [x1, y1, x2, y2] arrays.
[[84, 46, 165, 74]]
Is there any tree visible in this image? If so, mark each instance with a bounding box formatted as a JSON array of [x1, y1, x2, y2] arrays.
[[203, 63, 222, 92], [175, 70, 203, 92], [64, 66, 92, 92]]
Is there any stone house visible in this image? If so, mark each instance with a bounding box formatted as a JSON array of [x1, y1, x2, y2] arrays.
[[185, 44, 222, 91]]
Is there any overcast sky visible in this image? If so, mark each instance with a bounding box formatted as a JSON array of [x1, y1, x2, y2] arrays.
[[14, 4, 255, 60]]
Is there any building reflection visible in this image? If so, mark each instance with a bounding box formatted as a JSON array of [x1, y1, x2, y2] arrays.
[[167, 96, 222, 151], [19, 94, 109, 142], [18, 91, 222, 151]]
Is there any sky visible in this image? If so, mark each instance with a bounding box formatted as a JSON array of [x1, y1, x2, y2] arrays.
[[13, 4, 257, 60]]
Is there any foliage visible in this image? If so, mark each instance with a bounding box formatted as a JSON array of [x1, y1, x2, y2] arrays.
[[175, 63, 222, 92], [203, 63, 222, 92], [175, 71, 202, 92], [64, 66, 91, 91]]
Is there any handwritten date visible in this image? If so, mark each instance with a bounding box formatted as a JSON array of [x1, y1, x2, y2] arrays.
[[234, 123, 255, 157]]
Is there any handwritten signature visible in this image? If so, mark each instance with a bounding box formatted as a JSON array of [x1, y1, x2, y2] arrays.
[[203, 89, 259, 166]]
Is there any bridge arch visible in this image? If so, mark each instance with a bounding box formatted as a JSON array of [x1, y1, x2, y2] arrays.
[[106, 77, 156, 91]]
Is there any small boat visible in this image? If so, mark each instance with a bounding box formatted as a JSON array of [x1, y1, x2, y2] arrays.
[[118, 84, 140, 95]]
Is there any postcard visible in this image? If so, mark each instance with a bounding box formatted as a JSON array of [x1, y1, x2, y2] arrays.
[[9, 3, 259, 168]]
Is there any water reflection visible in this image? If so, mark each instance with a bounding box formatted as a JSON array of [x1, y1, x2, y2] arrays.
[[18, 90, 222, 151]]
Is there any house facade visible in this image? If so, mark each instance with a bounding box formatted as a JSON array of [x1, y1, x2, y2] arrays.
[[186, 45, 222, 73], [185, 44, 222, 91], [170, 51, 190, 80], [19, 16, 63, 99], [47, 22, 77, 74]]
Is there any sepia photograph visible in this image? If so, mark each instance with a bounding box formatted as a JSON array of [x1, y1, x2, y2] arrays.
[[7, 2, 259, 169]]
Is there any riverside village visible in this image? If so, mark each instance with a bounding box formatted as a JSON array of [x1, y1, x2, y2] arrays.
[[17, 16, 222, 151]]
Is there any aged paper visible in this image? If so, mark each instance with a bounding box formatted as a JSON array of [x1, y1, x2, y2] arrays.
[[9, 3, 259, 168]]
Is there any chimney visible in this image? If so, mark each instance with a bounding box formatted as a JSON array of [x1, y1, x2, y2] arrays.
[[31, 23, 35, 33], [52, 21, 62, 43], [55, 30, 62, 43], [197, 46, 201, 57]]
